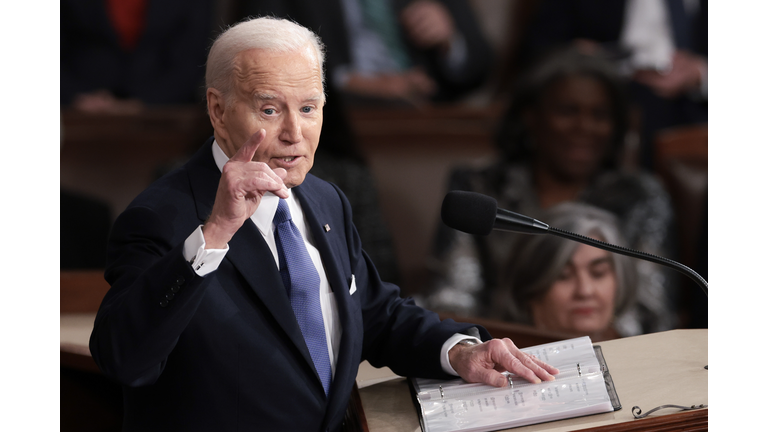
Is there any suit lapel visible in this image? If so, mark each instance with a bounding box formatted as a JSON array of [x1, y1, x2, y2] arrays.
[[226, 222, 316, 374], [186, 151, 363, 424], [295, 181, 362, 418]]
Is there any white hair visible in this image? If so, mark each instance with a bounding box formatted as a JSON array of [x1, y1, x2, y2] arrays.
[[205, 16, 326, 102]]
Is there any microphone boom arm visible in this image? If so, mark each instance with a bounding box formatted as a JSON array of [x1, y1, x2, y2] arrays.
[[546, 226, 708, 297], [440, 191, 708, 297]]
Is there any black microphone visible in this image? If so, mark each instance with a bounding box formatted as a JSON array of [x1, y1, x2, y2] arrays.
[[441, 190, 549, 236], [440, 191, 708, 296]]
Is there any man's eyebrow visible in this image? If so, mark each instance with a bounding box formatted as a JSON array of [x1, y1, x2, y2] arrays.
[[254, 93, 278, 101], [252, 93, 324, 103], [305, 93, 325, 103]]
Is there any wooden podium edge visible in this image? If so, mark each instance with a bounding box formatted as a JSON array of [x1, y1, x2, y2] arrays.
[[342, 383, 370, 432], [580, 407, 707, 432]]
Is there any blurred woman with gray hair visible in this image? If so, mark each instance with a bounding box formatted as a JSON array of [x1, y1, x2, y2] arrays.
[[493, 202, 637, 341]]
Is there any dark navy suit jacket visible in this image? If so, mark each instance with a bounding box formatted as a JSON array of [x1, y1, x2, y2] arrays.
[[90, 138, 484, 431]]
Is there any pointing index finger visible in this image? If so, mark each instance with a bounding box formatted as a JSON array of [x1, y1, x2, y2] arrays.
[[231, 129, 266, 163]]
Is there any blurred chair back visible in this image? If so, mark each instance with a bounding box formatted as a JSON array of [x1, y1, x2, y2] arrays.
[[654, 124, 708, 328], [654, 124, 708, 269]]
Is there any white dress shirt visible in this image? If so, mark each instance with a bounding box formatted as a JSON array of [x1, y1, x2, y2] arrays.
[[182, 141, 475, 377]]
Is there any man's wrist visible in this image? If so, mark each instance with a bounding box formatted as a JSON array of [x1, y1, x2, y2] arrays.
[[201, 219, 234, 250], [441, 334, 482, 376], [185, 225, 228, 276]]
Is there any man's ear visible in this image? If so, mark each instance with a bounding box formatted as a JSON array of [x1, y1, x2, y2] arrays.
[[207, 88, 228, 139]]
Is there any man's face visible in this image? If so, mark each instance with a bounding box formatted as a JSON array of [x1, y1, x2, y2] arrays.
[[212, 47, 324, 188]]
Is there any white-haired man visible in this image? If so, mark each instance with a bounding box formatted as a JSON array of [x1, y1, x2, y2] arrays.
[[90, 17, 557, 431]]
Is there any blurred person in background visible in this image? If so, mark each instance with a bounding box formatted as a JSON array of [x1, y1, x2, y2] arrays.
[[420, 49, 677, 336], [238, 0, 494, 105], [492, 203, 637, 342], [516, 0, 707, 169], [61, 0, 214, 113]]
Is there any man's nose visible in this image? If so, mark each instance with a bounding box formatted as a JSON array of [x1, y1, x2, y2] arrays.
[[279, 111, 302, 144]]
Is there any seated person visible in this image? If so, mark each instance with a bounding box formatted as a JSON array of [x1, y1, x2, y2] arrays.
[[515, 0, 708, 169], [421, 49, 677, 336], [237, 0, 494, 105], [492, 203, 637, 342], [61, 0, 213, 112]]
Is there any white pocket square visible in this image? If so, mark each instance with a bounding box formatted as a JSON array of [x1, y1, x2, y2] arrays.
[[349, 274, 357, 295]]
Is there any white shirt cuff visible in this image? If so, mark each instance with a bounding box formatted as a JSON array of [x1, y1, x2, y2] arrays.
[[440, 333, 482, 376], [183, 225, 228, 276]]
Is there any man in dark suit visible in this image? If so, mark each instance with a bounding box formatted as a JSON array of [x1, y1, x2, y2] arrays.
[[89, 17, 557, 431]]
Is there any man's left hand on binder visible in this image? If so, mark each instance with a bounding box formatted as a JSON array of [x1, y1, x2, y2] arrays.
[[448, 338, 560, 387]]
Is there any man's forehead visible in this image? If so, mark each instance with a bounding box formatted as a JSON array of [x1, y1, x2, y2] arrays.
[[235, 47, 320, 74], [233, 48, 323, 94]]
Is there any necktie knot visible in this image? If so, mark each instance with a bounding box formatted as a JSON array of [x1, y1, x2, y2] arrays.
[[274, 199, 293, 225]]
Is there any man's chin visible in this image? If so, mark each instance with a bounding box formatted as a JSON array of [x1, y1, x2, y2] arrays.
[[283, 173, 307, 189], [283, 162, 313, 188]]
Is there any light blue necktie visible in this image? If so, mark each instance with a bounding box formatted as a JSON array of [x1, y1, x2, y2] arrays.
[[273, 199, 332, 395]]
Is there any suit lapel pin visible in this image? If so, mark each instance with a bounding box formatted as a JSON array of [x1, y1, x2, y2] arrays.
[[324, 224, 331, 232]]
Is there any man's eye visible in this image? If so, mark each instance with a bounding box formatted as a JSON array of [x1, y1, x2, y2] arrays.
[[301, 106, 313, 113], [263, 108, 275, 115]]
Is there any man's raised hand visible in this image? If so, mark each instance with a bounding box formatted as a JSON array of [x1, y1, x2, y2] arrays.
[[203, 130, 289, 249]]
